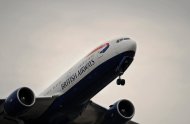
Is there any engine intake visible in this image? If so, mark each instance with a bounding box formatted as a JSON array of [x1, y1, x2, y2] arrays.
[[117, 100, 134, 119], [102, 99, 135, 124], [4, 87, 35, 116]]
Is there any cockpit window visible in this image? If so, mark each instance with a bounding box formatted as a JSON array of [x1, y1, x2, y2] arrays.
[[116, 38, 130, 43], [116, 38, 123, 43], [124, 38, 130, 40]]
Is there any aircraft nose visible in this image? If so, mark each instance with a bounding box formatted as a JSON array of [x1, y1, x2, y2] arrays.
[[122, 39, 137, 58], [127, 39, 137, 53]]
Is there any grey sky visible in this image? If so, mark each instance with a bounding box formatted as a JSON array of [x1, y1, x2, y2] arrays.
[[0, 0, 190, 124]]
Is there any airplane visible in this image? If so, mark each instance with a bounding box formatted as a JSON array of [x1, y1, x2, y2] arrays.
[[0, 37, 137, 124]]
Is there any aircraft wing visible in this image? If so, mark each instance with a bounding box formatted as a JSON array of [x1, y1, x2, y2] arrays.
[[0, 97, 56, 124], [71, 101, 138, 124], [0, 99, 138, 124]]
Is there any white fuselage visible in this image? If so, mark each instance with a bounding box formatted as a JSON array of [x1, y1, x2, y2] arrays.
[[40, 38, 136, 97]]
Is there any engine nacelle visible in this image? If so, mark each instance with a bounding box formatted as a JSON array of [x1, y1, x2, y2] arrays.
[[4, 87, 35, 116], [102, 99, 135, 124]]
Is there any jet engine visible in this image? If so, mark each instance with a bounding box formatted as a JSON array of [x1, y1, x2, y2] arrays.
[[4, 87, 35, 116], [102, 99, 135, 124]]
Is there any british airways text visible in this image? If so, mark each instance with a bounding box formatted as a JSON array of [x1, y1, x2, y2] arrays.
[[61, 60, 95, 90]]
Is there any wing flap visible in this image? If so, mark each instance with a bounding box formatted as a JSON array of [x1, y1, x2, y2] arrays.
[[71, 101, 106, 124]]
